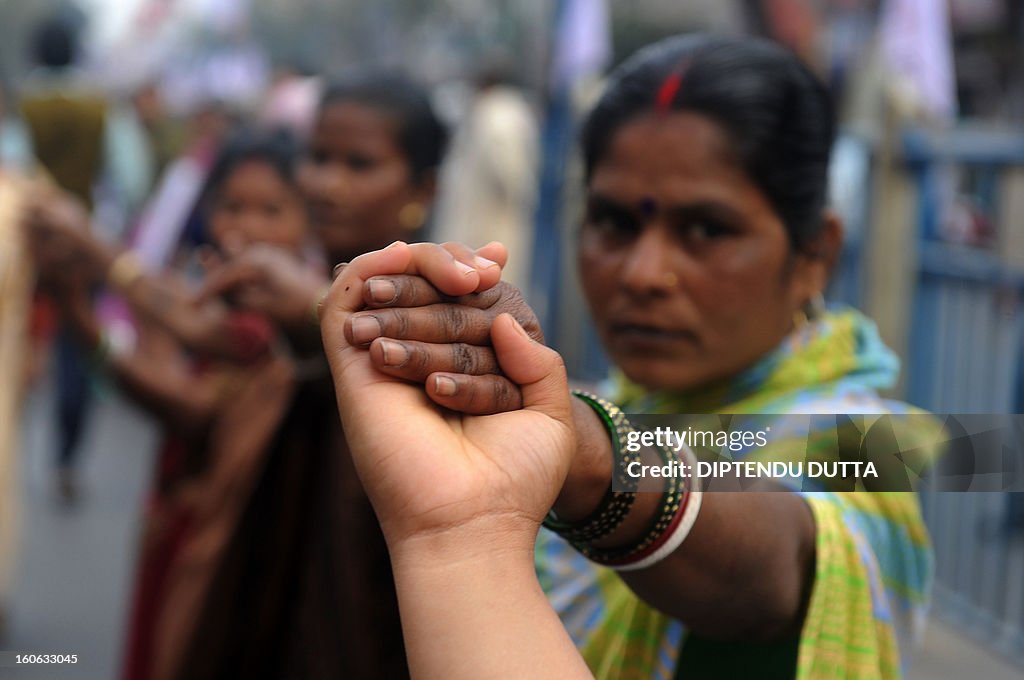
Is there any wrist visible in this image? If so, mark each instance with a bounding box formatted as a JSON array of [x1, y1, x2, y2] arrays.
[[387, 512, 539, 570], [551, 397, 615, 521]]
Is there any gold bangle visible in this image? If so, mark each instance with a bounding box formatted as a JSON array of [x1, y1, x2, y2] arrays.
[[107, 251, 144, 292], [311, 285, 331, 327]]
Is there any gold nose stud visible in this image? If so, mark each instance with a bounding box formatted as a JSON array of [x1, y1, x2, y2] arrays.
[[662, 272, 678, 288]]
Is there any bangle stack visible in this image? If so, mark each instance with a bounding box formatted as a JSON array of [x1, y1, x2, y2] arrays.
[[544, 391, 703, 572], [544, 391, 641, 543]]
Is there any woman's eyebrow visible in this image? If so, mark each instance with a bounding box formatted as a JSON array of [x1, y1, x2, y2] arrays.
[[664, 200, 744, 226], [586, 193, 642, 220], [589, 193, 744, 225]]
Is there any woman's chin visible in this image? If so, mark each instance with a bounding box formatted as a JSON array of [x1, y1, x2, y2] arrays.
[[616, 356, 711, 394]]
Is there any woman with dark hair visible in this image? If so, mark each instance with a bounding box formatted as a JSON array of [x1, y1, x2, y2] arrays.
[[326, 34, 936, 679], [306, 72, 450, 262]]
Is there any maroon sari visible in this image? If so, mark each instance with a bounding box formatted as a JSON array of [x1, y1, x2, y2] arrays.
[[120, 314, 407, 679]]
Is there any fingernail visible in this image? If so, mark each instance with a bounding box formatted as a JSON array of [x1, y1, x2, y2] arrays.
[[367, 279, 397, 304], [474, 255, 498, 270], [434, 375, 457, 396], [350, 315, 382, 344], [456, 260, 476, 276], [379, 339, 409, 366], [508, 315, 530, 339], [385, 240, 405, 250]]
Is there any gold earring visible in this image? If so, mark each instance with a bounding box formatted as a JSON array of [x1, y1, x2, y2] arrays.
[[792, 307, 809, 330], [807, 292, 826, 321], [398, 202, 426, 231], [793, 292, 825, 330]]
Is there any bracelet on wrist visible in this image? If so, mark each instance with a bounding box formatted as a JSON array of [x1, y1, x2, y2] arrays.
[[543, 391, 640, 544], [311, 284, 331, 328], [579, 444, 702, 572], [107, 251, 144, 293], [543, 391, 705, 571]]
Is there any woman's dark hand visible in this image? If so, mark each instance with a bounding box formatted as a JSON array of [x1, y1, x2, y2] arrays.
[[350, 275, 536, 415]]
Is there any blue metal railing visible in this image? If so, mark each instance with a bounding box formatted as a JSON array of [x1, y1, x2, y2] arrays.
[[889, 127, 1024, 665]]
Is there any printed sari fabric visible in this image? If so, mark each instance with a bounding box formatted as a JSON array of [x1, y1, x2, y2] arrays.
[[536, 308, 935, 679]]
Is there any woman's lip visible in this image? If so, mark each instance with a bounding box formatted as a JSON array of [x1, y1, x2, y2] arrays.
[[608, 323, 699, 344]]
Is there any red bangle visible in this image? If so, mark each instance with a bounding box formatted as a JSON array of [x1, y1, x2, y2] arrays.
[[602, 488, 692, 568]]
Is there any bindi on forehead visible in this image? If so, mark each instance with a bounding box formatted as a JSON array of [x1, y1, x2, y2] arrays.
[[638, 196, 657, 218]]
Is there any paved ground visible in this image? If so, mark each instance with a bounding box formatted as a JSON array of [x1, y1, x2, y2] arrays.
[[1, 381, 1022, 679], [911, 620, 1023, 680], [3, 383, 156, 680]]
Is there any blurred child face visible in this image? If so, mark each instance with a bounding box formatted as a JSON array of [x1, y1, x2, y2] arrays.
[[301, 100, 432, 264], [208, 159, 307, 253]]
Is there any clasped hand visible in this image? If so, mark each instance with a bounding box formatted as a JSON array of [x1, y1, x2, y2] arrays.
[[320, 241, 574, 556]]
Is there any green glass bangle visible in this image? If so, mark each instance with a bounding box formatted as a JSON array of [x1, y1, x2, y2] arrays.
[[543, 391, 639, 543]]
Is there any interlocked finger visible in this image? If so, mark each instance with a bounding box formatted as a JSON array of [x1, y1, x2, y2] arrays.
[[368, 338, 501, 381]]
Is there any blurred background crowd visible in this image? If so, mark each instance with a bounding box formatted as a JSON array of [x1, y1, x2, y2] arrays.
[[0, 0, 1022, 678]]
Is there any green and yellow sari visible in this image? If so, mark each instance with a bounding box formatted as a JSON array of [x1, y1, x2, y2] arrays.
[[536, 308, 935, 679]]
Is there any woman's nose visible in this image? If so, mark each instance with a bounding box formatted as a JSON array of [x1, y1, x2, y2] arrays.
[[618, 227, 681, 296]]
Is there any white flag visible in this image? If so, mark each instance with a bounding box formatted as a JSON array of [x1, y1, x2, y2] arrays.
[[552, 0, 611, 87], [880, 0, 958, 121]]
